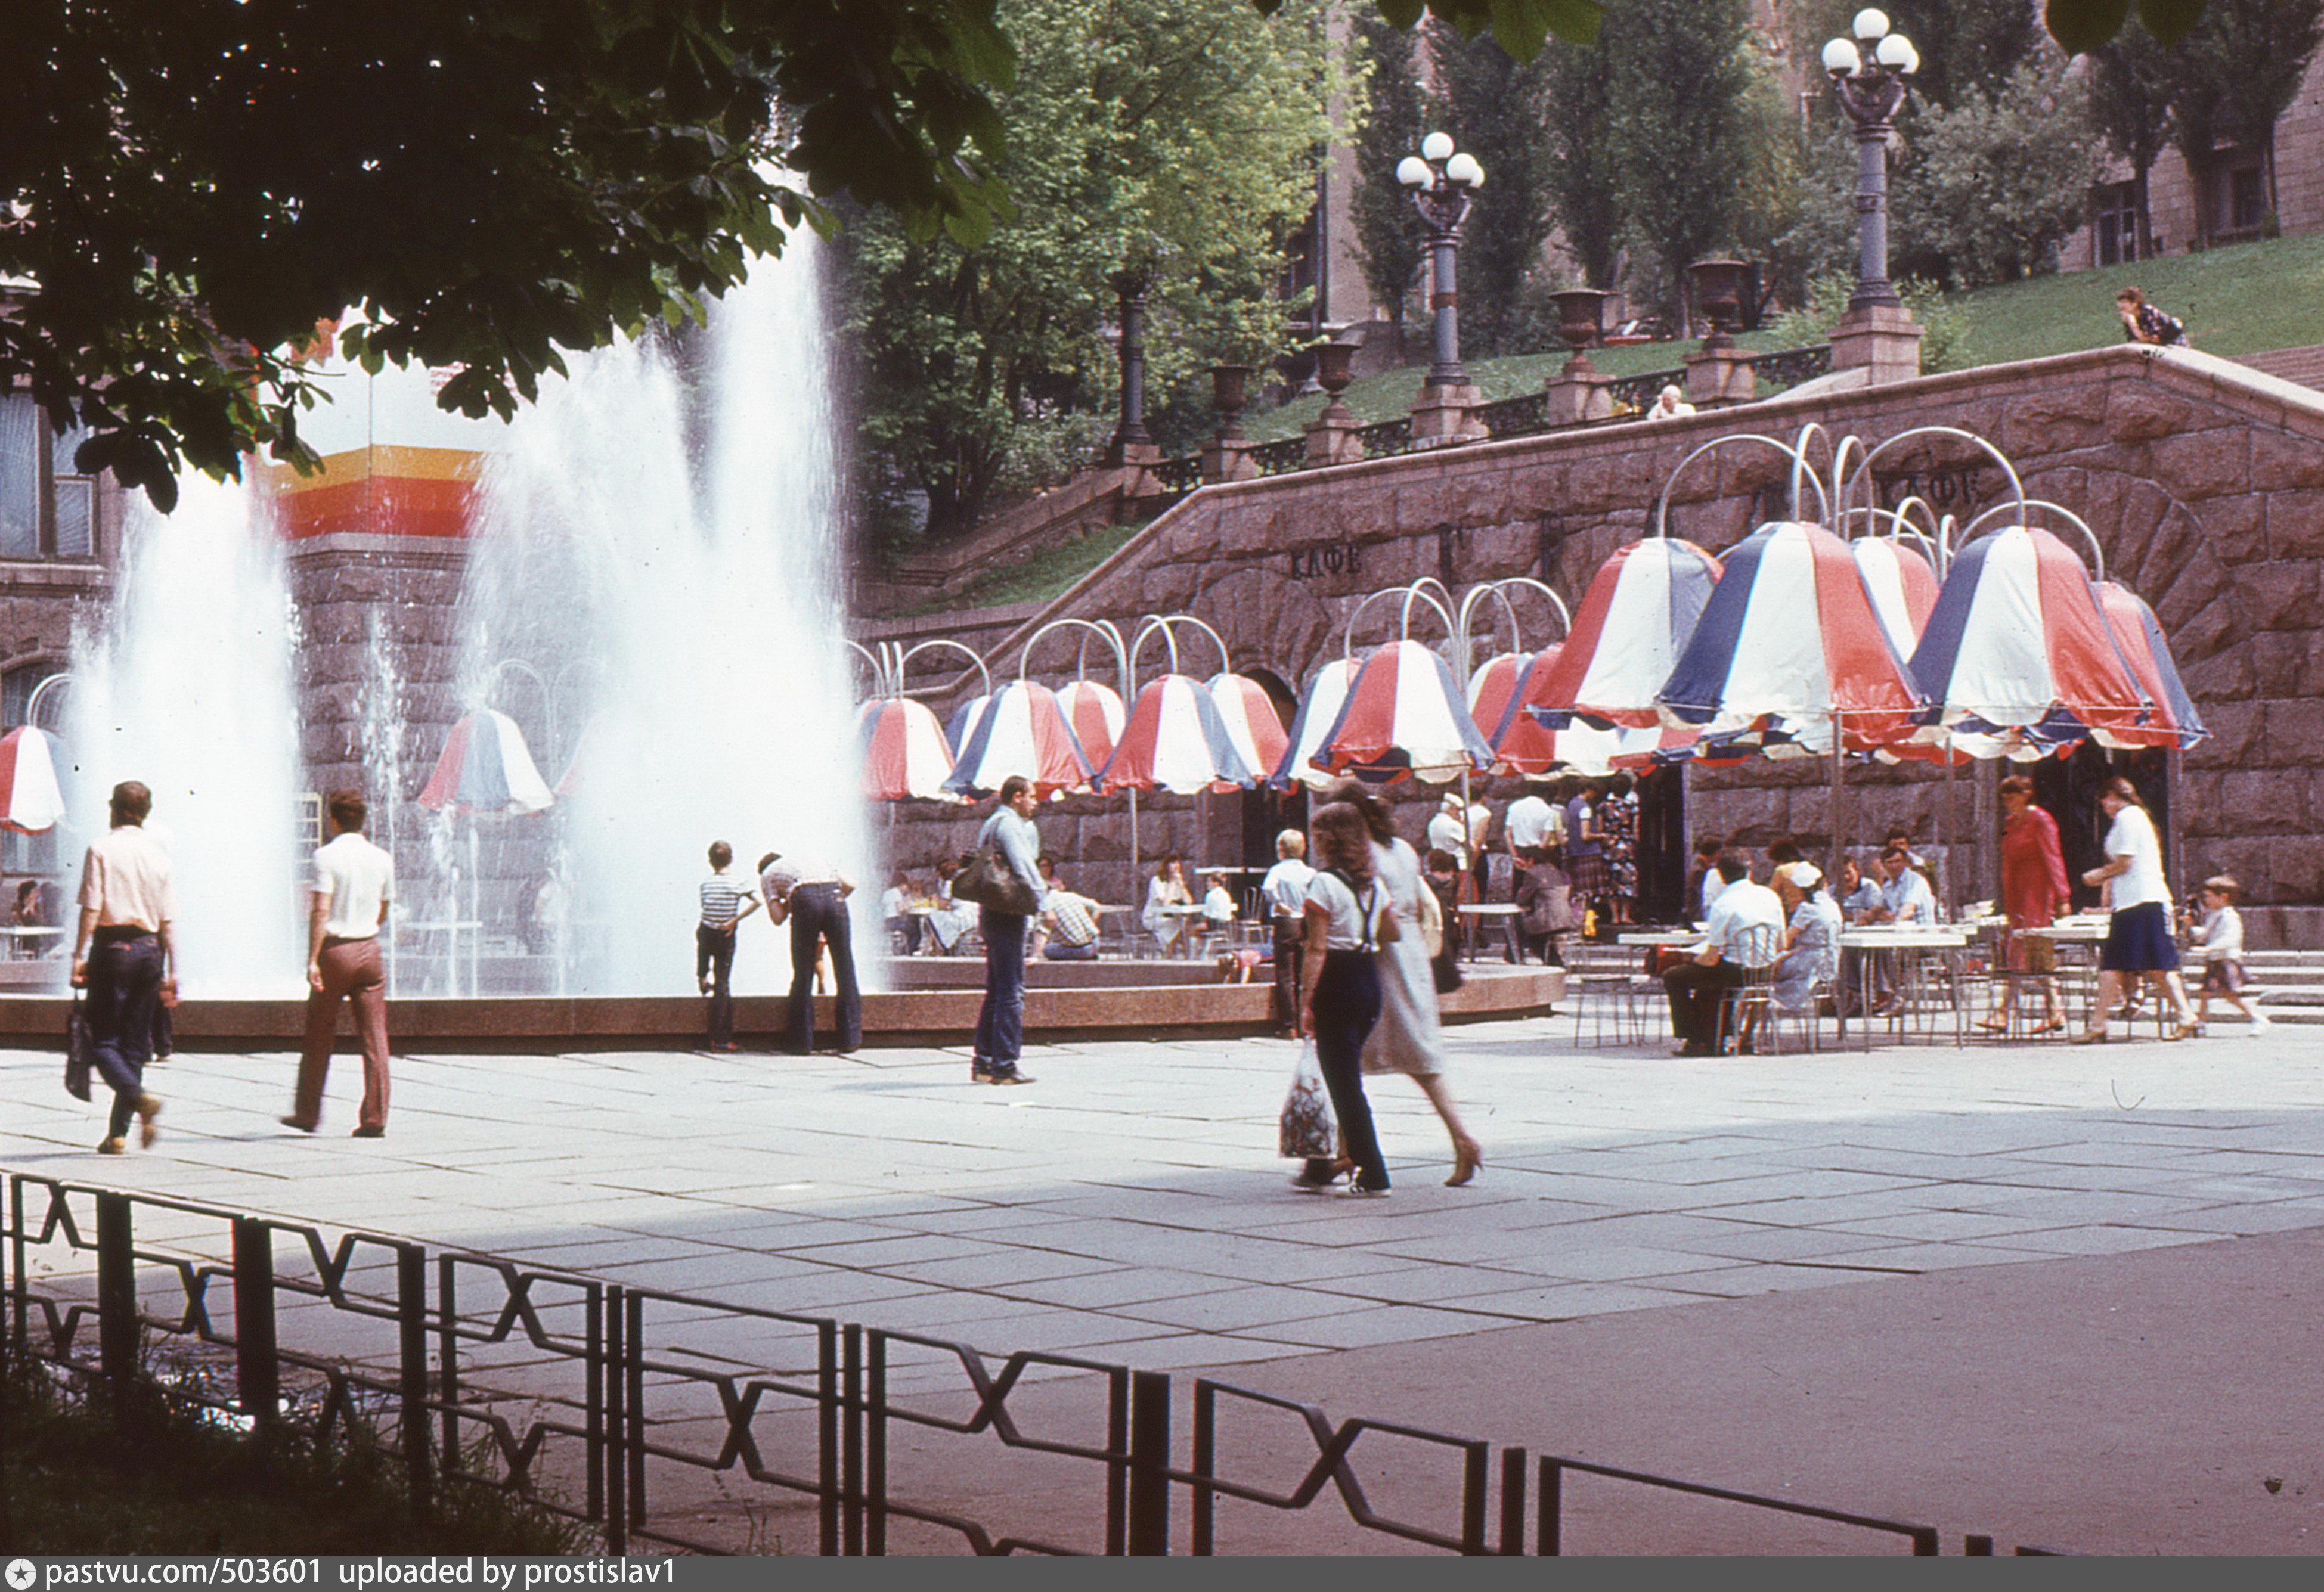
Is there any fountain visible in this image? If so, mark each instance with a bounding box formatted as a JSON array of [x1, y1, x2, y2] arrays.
[[65, 473, 304, 996], [445, 240, 876, 995]]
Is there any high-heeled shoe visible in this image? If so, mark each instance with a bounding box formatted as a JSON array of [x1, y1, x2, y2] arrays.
[[1446, 1138, 1483, 1187]]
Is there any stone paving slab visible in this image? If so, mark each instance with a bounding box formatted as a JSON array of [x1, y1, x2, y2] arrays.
[[10, 1016, 2324, 1551]]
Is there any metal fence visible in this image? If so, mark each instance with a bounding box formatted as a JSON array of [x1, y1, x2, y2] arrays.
[[7, 1171, 2062, 1555]]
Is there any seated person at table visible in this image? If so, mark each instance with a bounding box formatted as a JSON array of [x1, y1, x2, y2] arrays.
[[1039, 865, 1102, 961], [1686, 836, 1728, 923], [1771, 862, 1843, 1019], [1143, 855, 1194, 955], [924, 855, 977, 954], [1201, 874, 1237, 954], [1662, 857, 1784, 1057], [882, 872, 922, 956], [1864, 844, 1938, 926]]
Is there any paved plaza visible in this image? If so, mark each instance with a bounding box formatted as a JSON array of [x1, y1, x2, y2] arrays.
[[7, 1014, 2324, 1552]]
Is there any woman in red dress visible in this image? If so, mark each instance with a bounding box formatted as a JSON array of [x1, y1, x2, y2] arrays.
[[1981, 774, 2071, 1034]]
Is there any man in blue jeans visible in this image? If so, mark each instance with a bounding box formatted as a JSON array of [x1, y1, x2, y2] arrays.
[[971, 775, 1043, 1085], [70, 780, 175, 1154], [758, 851, 863, 1055]]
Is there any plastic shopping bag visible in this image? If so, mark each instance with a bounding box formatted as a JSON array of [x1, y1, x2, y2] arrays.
[[1277, 1039, 1335, 1160]]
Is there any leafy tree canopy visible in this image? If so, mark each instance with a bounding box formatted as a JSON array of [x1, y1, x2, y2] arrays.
[[837, 0, 1336, 547], [0, 0, 1603, 510]]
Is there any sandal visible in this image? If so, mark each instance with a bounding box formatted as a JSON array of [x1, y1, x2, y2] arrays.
[[1975, 1019, 2009, 1035], [2030, 1019, 2067, 1035]]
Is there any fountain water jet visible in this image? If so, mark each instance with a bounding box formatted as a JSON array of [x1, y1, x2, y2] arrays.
[[449, 239, 874, 995], [66, 473, 303, 996]]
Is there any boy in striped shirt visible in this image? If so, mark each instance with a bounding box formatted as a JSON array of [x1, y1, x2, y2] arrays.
[[698, 841, 760, 1050]]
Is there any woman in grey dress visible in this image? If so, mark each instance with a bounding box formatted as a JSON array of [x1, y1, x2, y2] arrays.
[[1334, 784, 1483, 1186]]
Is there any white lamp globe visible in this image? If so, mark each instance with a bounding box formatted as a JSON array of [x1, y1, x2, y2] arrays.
[[1900, 39, 1922, 73], [1445, 151, 1485, 188], [1821, 37, 1862, 74], [1396, 155, 1432, 189], [1853, 8, 1891, 40], [1874, 32, 1914, 69], [1421, 130, 1455, 162]]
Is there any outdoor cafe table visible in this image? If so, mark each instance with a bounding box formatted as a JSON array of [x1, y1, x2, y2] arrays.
[[1837, 926, 1973, 1048], [2020, 917, 2111, 1028], [1455, 902, 1520, 962]]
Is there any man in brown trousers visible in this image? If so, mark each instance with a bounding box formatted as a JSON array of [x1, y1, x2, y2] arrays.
[[283, 789, 395, 1137]]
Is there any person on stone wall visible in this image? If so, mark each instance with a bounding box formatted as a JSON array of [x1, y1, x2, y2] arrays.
[[2117, 287, 2189, 348], [70, 780, 173, 1155], [283, 789, 396, 1137]]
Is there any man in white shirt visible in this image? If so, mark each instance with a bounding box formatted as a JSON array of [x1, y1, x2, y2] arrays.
[[760, 851, 861, 1056], [1260, 828, 1317, 1036], [1662, 857, 1785, 1056], [1426, 794, 1469, 870], [1867, 846, 1937, 926], [72, 780, 175, 1155], [1505, 790, 1555, 853], [281, 790, 395, 1135]]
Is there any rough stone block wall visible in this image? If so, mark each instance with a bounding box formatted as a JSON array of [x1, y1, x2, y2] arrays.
[[862, 346, 2324, 914]]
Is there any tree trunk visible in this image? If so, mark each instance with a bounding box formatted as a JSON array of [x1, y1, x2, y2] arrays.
[[2134, 162, 2156, 259]]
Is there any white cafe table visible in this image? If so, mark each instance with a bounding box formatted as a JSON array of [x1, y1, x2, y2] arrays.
[[1837, 926, 1971, 1047]]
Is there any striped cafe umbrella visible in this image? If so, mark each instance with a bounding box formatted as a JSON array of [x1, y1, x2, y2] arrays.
[[944, 691, 994, 759], [418, 709, 554, 816], [857, 696, 964, 803], [1851, 534, 1942, 663], [1904, 524, 2149, 761], [943, 679, 1094, 799], [1481, 648, 1693, 777], [1056, 678, 1127, 772], [2094, 580, 2207, 752], [1309, 637, 1492, 785], [1524, 535, 1723, 730], [1209, 672, 1290, 786], [1099, 673, 1255, 795], [1657, 520, 1927, 759], [1271, 657, 1361, 791], [0, 725, 66, 834]]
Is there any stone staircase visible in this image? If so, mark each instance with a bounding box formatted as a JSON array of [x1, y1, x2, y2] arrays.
[[2238, 344, 2324, 389], [2235, 949, 2324, 1023]]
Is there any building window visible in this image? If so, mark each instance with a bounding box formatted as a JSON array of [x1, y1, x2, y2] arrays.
[[0, 392, 98, 563], [2229, 165, 2266, 232], [2093, 180, 2139, 267]]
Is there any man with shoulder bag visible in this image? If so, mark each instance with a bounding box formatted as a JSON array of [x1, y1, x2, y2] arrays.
[[965, 775, 1043, 1084]]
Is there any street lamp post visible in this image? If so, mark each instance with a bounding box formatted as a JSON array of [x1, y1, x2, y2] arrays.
[[1398, 131, 1488, 444], [1104, 268, 1157, 467], [1821, 9, 1925, 382]]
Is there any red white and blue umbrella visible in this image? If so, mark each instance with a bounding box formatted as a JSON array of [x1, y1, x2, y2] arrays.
[[0, 725, 66, 834], [1526, 536, 1723, 728], [419, 709, 554, 815], [1851, 535, 1942, 661], [1481, 648, 1694, 776], [944, 693, 993, 758], [2094, 581, 2207, 752], [1056, 679, 1126, 772], [943, 679, 1093, 799], [1657, 520, 1926, 756], [1905, 525, 2148, 756], [1209, 672, 1289, 786], [1099, 674, 1256, 795], [1310, 638, 1492, 785], [857, 696, 964, 802], [1271, 657, 1360, 790]]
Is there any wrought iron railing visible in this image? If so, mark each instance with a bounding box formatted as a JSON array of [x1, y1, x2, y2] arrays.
[[4, 1171, 2066, 1556]]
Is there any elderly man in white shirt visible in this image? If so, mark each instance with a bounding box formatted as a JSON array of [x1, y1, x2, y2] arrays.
[[1505, 790, 1556, 854], [1260, 828, 1318, 1036], [1662, 857, 1785, 1057]]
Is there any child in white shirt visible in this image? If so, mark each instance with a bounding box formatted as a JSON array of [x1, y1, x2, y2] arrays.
[[2193, 874, 2270, 1034]]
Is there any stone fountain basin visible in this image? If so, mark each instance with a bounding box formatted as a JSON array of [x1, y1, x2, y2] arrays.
[[0, 961, 1561, 1051]]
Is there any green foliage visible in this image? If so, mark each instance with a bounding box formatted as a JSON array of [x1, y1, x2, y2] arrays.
[[1349, 13, 1430, 337], [4, 1353, 589, 1554], [1603, 0, 1755, 327], [1534, 36, 1623, 292], [0, 0, 1603, 513], [836, 0, 1337, 543], [1765, 273, 1966, 373], [1900, 58, 2100, 287], [1779, 0, 2044, 112], [2047, 0, 2213, 51]]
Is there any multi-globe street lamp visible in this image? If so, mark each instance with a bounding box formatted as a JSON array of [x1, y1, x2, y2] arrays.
[[1823, 9, 1920, 314], [1396, 131, 1485, 390]]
